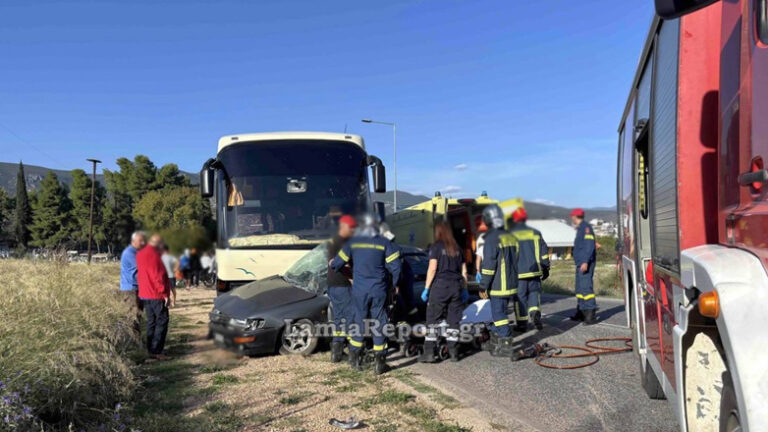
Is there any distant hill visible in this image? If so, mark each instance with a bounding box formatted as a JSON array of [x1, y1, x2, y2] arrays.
[[0, 162, 615, 223], [524, 201, 616, 224], [0, 162, 198, 196]]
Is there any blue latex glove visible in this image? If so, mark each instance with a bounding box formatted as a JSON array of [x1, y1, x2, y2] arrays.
[[461, 289, 469, 304], [475, 272, 482, 283], [421, 288, 429, 303]]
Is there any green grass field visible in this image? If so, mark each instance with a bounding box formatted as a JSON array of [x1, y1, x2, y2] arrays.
[[542, 259, 621, 298]]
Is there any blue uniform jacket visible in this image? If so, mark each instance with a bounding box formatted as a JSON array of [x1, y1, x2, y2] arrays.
[[573, 221, 596, 266], [479, 228, 519, 297], [330, 234, 402, 294], [510, 223, 550, 279]]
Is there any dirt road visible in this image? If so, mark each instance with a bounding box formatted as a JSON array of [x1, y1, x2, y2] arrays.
[[132, 287, 514, 432]]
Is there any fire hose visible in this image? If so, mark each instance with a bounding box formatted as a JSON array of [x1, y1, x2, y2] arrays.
[[512, 337, 632, 369]]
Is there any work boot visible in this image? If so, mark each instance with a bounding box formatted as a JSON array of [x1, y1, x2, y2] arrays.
[[419, 341, 437, 363], [348, 349, 362, 371], [569, 307, 584, 322], [374, 353, 390, 375], [513, 322, 528, 333], [532, 311, 543, 330], [448, 344, 460, 362], [330, 340, 344, 363], [583, 309, 597, 325], [491, 337, 516, 358], [481, 331, 497, 352]]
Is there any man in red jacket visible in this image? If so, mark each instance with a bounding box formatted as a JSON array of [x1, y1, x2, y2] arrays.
[[137, 234, 172, 360]]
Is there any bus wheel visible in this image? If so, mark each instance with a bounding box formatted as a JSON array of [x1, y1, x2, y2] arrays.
[[719, 371, 741, 432], [685, 331, 726, 431]]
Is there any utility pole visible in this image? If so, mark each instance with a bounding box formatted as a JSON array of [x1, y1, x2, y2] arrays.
[[86, 158, 101, 263]]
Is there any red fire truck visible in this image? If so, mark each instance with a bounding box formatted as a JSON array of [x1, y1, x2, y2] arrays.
[[618, 1, 768, 430]]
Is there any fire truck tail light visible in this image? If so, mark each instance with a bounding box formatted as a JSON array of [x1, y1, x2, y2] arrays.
[[698, 291, 719, 319]]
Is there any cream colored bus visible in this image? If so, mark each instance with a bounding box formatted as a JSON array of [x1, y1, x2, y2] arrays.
[[200, 132, 386, 294]]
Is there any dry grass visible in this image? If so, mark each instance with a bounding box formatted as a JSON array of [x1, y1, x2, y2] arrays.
[[0, 259, 139, 428]]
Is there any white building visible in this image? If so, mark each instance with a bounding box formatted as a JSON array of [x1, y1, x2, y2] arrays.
[[526, 219, 576, 260]]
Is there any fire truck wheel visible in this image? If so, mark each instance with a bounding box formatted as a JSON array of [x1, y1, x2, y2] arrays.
[[640, 358, 664, 400], [685, 331, 726, 431], [719, 371, 740, 432]]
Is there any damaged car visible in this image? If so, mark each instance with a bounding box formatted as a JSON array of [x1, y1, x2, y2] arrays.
[[208, 243, 429, 356]]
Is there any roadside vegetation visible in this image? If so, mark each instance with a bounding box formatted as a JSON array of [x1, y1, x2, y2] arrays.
[[0, 260, 137, 430], [542, 237, 621, 298], [0, 260, 489, 431]]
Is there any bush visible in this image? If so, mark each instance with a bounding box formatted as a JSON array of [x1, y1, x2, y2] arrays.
[[0, 260, 140, 428]]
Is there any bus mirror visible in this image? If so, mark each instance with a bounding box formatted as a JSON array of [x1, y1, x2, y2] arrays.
[[200, 158, 216, 198], [374, 201, 386, 222], [654, 0, 718, 19], [367, 155, 386, 193]]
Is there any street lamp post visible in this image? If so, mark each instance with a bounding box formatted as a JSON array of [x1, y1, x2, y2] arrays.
[[86, 158, 101, 263], [361, 119, 397, 211]]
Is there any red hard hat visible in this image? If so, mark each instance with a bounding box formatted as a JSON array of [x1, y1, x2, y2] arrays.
[[569, 208, 585, 217], [339, 215, 357, 227], [512, 207, 528, 223]]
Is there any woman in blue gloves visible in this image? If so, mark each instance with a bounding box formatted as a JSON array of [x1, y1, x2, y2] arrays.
[[419, 221, 469, 363]]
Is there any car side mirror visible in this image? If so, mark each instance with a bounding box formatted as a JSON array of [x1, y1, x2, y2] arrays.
[[654, 0, 718, 19], [200, 158, 216, 198], [367, 155, 386, 193]]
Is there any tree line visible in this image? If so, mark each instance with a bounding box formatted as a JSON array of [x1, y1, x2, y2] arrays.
[[0, 156, 213, 256]]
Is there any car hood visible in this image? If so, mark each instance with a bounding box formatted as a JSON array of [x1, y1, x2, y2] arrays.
[[213, 276, 317, 318]]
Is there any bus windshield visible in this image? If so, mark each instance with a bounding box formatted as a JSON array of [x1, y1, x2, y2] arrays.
[[217, 140, 369, 248]]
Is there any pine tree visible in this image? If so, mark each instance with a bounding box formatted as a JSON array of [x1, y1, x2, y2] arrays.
[[102, 169, 135, 252], [0, 188, 8, 240], [69, 169, 105, 250], [13, 162, 32, 248], [29, 172, 73, 248]]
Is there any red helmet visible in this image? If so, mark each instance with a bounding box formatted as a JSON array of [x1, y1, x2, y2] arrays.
[[569, 208, 585, 218], [512, 207, 528, 223], [339, 214, 357, 227], [475, 215, 488, 233]]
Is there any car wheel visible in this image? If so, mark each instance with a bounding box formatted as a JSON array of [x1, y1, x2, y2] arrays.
[[279, 319, 318, 356]]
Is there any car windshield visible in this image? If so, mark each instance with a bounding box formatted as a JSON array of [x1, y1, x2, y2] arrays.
[[217, 140, 370, 249], [281, 243, 329, 294]]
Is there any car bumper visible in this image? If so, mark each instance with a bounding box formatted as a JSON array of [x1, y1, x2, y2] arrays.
[[208, 322, 280, 356]]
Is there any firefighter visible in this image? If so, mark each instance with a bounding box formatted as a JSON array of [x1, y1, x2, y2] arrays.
[[330, 214, 402, 374], [326, 215, 357, 363], [479, 204, 519, 357], [569, 208, 597, 325], [509, 207, 550, 332]]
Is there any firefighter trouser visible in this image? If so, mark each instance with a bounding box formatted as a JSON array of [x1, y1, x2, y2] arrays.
[[575, 262, 597, 310], [489, 296, 512, 337], [328, 286, 354, 343], [515, 278, 542, 322], [425, 280, 463, 347], [349, 287, 388, 353]]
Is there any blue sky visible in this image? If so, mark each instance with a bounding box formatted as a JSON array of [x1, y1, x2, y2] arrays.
[[0, 0, 653, 207]]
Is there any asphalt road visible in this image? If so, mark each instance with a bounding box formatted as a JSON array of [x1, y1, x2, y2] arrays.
[[398, 294, 680, 432]]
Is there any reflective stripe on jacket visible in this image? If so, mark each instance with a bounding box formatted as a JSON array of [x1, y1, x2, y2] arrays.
[[479, 228, 519, 297], [510, 223, 550, 279], [330, 234, 402, 293], [573, 220, 596, 266]]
